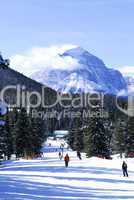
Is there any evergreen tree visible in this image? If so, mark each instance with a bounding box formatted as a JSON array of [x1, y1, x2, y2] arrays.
[[30, 117, 46, 156], [72, 117, 84, 151], [113, 119, 127, 158], [0, 114, 13, 160], [66, 128, 75, 150], [14, 108, 33, 159], [126, 116, 134, 157], [72, 129, 84, 151], [13, 108, 47, 159], [0, 125, 7, 159], [4, 114, 13, 159], [84, 116, 110, 158], [67, 115, 84, 151]]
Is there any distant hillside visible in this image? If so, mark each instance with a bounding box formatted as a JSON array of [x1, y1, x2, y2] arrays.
[[0, 65, 57, 107], [0, 66, 43, 92]]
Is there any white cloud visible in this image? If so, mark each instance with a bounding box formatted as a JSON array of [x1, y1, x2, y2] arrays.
[[10, 45, 81, 77], [117, 66, 134, 77]]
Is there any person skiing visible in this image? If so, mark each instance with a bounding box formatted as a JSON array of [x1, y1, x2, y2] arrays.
[[122, 161, 128, 177], [64, 153, 70, 167], [58, 152, 63, 160], [59, 152, 61, 159], [77, 151, 82, 160]]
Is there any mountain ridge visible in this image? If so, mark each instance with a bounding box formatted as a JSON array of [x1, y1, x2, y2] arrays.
[[31, 47, 127, 94]]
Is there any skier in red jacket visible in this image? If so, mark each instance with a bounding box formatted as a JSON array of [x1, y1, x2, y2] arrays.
[[64, 154, 70, 167]]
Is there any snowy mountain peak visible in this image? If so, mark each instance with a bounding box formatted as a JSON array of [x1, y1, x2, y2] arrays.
[[62, 46, 89, 57], [31, 47, 127, 94], [62, 47, 105, 68]]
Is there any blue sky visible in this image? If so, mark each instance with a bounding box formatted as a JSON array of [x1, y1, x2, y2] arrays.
[[1, 0, 134, 75]]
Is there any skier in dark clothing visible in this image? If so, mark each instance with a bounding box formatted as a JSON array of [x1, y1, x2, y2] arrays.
[[122, 161, 128, 177], [77, 151, 82, 160], [58, 152, 63, 160], [64, 154, 70, 167]]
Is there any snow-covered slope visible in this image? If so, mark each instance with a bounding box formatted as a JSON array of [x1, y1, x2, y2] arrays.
[[31, 47, 127, 94], [0, 139, 134, 200]]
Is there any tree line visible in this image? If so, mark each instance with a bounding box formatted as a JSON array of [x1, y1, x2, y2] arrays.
[[0, 108, 46, 160], [0, 94, 134, 160], [67, 106, 134, 159]]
